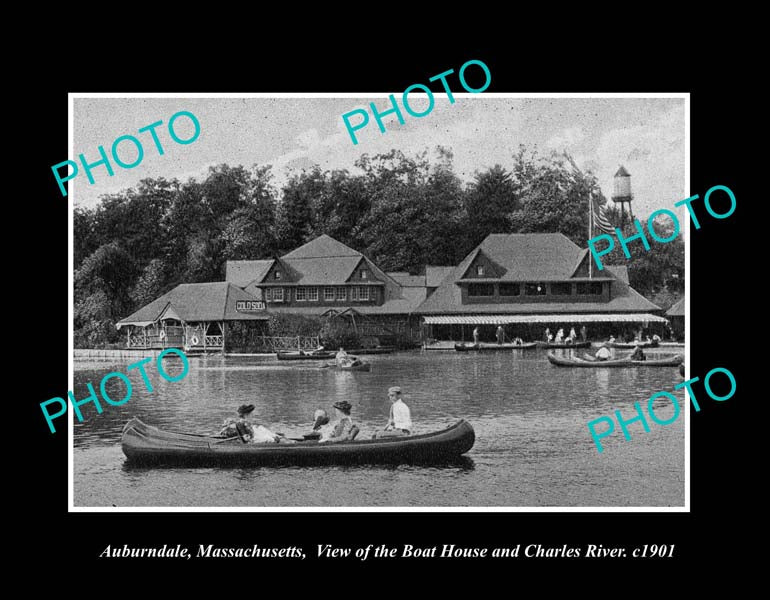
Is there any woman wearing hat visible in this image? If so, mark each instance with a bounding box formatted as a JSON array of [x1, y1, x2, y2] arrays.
[[319, 401, 356, 443], [219, 404, 281, 443]]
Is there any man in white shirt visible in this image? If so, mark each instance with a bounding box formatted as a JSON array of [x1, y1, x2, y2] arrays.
[[374, 386, 412, 438]]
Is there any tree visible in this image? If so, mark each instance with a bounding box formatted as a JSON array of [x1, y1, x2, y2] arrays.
[[508, 149, 602, 246], [464, 164, 519, 248], [276, 169, 320, 252]]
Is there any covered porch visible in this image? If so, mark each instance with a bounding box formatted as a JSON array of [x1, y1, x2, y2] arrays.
[[116, 282, 269, 353], [422, 313, 670, 344]]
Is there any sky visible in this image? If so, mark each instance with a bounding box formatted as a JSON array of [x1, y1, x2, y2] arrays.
[[72, 95, 686, 218]]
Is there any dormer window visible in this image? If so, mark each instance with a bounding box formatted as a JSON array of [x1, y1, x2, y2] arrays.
[[361, 270, 368, 280], [274, 270, 281, 280], [476, 265, 485, 276]]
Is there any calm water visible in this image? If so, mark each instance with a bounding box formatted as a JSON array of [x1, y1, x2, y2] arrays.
[[73, 349, 685, 507]]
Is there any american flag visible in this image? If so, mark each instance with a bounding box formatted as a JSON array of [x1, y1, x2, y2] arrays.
[[592, 197, 615, 234]]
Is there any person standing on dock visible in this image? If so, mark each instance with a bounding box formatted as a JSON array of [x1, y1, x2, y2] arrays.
[[544, 328, 551, 342], [496, 325, 505, 345], [580, 325, 587, 342], [473, 327, 480, 345]]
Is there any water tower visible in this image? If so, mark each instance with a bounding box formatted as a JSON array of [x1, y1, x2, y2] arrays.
[[611, 166, 634, 229]]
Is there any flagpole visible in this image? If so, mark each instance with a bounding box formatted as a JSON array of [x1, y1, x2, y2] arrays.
[[589, 192, 593, 279]]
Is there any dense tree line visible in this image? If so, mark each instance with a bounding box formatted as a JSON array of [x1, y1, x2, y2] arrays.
[[74, 147, 683, 346]]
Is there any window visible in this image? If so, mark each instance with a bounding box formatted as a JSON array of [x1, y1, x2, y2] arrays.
[[551, 283, 572, 296], [274, 270, 281, 280], [499, 283, 520, 297], [264, 288, 272, 301], [361, 269, 368, 280], [324, 287, 335, 301], [350, 287, 358, 301], [358, 287, 370, 301], [337, 287, 347, 301], [307, 287, 318, 301], [476, 265, 485, 276], [577, 282, 603, 295], [468, 283, 494, 297], [524, 283, 546, 296], [272, 288, 284, 302], [296, 287, 306, 301]]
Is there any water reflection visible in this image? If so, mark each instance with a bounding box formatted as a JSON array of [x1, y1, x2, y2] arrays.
[[76, 350, 684, 507]]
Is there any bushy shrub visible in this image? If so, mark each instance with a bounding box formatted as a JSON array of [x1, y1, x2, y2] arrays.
[[319, 319, 361, 349]]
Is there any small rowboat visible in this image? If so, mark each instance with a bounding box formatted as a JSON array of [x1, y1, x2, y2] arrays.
[[607, 340, 660, 349], [324, 361, 372, 372], [536, 340, 591, 349], [454, 342, 537, 351], [276, 351, 336, 361], [121, 417, 475, 466], [546, 351, 683, 368]]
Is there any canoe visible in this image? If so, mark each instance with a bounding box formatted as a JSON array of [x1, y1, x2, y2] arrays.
[[121, 417, 475, 466], [455, 342, 537, 351], [536, 340, 591, 349], [607, 340, 660, 349], [347, 347, 395, 355], [276, 351, 336, 361], [324, 361, 372, 372], [547, 351, 684, 368]]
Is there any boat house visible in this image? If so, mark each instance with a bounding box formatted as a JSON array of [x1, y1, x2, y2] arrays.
[[225, 235, 425, 345], [116, 282, 269, 352], [416, 233, 667, 342]]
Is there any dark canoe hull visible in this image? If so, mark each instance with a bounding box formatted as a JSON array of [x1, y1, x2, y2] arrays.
[[607, 341, 660, 349], [121, 417, 475, 467], [547, 352, 684, 368], [455, 342, 537, 352], [276, 351, 336, 361], [347, 347, 395, 355], [536, 341, 591, 349]]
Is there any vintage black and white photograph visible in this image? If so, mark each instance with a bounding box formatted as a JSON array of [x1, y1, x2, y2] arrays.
[[70, 94, 687, 508]]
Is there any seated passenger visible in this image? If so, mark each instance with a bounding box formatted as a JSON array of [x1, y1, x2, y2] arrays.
[[320, 401, 356, 442], [374, 386, 412, 438], [652, 334, 661, 343], [513, 337, 524, 345], [595, 345, 612, 361], [219, 404, 281, 443], [336, 347, 352, 368], [630, 346, 646, 361]]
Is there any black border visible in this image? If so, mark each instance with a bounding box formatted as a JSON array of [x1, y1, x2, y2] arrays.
[[29, 40, 745, 578]]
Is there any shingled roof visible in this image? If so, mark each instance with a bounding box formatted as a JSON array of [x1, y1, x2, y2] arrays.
[[416, 233, 660, 315], [456, 233, 586, 281], [666, 297, 685, 316], [117, 283, 268, 327], [226, 260, 274, 287]]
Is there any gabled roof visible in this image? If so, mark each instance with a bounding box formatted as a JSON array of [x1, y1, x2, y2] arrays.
[[605, 265, 629, 285], [277, 255, 363, 285], [666, 297, 685, 316], [117, 283, 268, 327], [426, 266, 454, 288], [388, 273, 426, 287], [416, 233, 660, 315], [226, 259, 274, 287], [455, 233, 585, 282], [282, 234, 361, 259]]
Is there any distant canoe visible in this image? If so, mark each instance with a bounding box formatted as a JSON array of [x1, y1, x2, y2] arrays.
[[455, 342, 537, 352], [121, 417, 475, 466], [607, 340, 660, 349], [536, 340, 591, 349], [547, 351, 683, 368], [276, 351, 336, 361], [325, 361, 372, 372]]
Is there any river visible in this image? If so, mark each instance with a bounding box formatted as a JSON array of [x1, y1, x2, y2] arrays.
[[73, 349, 685, 508]]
